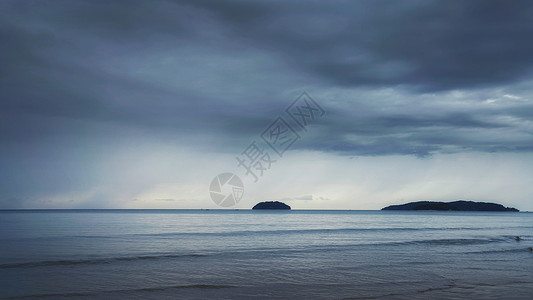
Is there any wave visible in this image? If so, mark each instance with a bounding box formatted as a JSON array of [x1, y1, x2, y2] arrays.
[[3, 226, 532, 242], [209, 236, 522, 257], [307, 237, 511, 249], [1, 235, 523, 270], [117, 226, 502, 238], [403, 237, 507, 246], [466, 247, 533, 254], [1, 284, 236, 299], [2, 235, 520, 269], [0, 253, 208, 269]]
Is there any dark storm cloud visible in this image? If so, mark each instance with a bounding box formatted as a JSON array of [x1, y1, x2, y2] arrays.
[[184, 0, 533, 91], [0, 0, 287, 146], [1, 0, 533, 158]]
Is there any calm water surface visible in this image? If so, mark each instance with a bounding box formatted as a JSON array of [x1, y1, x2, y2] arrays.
[[1, 210, 532, 299]]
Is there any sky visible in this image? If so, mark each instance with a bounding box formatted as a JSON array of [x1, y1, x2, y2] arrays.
[[1, 0, 533, 210]]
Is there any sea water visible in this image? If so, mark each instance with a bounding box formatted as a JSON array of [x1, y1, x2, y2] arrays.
[[0, 210, 532, 299]]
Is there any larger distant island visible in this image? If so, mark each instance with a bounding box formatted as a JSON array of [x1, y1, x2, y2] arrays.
[[382, 200, 519, 212]]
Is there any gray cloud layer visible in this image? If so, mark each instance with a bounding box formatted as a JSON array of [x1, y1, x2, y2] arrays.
[[2, 0, 533, 165]]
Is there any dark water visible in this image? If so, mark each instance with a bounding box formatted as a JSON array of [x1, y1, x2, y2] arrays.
[[0, 210, 532, 299]]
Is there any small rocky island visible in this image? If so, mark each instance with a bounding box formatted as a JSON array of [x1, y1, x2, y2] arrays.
[[252, 201, 291, 210], [382, 200, 519, 212]]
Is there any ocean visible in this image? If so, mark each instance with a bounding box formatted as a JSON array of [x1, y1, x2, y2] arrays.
[[0, 210, 532, 299]]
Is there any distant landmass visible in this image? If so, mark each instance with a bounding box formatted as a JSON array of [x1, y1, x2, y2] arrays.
[[252, 201, 291, 210], [382, 200, 519, 212]]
